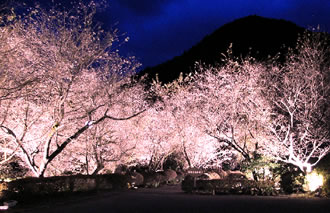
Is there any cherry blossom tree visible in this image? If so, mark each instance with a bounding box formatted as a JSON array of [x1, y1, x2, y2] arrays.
[[122, 33, 329, 176], [58, 122, 134, 175], [174, 59, 272, 175], [0, 7, 44, 166], [131, 74, 239, 171], [58, 79, 147, 175], [163, 33, 329, 175], [0, 1, 144, 177], [261, 32, 330, 172], [164, 77, 238, 169], [109, 106, 179, 171]]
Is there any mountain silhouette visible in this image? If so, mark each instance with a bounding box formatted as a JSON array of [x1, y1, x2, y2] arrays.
[[139, 15, 307, 84]]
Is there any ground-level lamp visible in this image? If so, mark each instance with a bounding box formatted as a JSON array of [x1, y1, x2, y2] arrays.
[[305, 171, 324, 192]]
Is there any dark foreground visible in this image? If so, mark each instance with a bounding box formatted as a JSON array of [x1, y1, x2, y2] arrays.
[[6, 185, 330, 213]]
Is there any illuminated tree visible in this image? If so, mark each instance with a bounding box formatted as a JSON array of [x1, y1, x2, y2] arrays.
[[59, 79, 147, 175], [0, 5, 43, 165], [120, 33, 329, 176], [109, 104, 179, 171], [163, 76, 239, 169], [261, 32, 330, 172], [0, 1, 143, 177], [168, 34, 330, 174], [133, 73, 241, 171], [173, 59, 271, 174], [59, 122, 134, 175]]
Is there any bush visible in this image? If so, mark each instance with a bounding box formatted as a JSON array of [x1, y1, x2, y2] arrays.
[[143, 172, 166, 188], [114, 164, 128, 175], [241, 155, 281, 182], [3, 174, 130, 201], [139, 169, 181, 187], [313, 154, 330, 196], [162, 152, 186, 171], [0, 160, 28, 180], [323, 173, 330, 196], [181, 174, 277, 196], [181, 175, 195, 193], [277, 164, 304, 194], [199, 172, 221, 180], [174, 170, 185, 184], [126, 171, 144, 187], [162, 169, 177, 184]]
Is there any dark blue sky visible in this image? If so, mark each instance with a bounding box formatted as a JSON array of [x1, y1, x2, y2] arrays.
[[25, 0, 328, 69], [99, 0, 330, 69]]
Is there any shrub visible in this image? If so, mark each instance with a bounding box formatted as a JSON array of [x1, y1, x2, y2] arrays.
[[162, 169, 177, 184], [0, 160, 28, 180], [162, 152, 186, 171], [181, 175, 195, 193], [241, 155, 281, 182], [126, 171, 144, 187], [277, 164, 304, 194], [174, 170, 185, 184], [323, 173, 330, 196], [143, 172, 166, 188], [312, 154, 330, 196], [3, 174, 130, 201], [181, 174, 277, 195], [114, 164, 129, 175], [199, 172, 221, 180]]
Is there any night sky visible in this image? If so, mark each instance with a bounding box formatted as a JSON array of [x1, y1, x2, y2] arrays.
[[18, 0, 329, 69], [100, 0, 330, 70]]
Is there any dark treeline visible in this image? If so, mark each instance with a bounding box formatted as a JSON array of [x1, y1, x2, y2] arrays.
[[140, 15, 330, 84]]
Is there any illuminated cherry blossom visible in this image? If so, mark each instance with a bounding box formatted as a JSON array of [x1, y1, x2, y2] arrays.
[[0, 1, 143, 177], [261, 33, 330, 172]]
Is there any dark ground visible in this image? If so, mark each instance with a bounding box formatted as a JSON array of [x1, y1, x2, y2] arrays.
[[5, 185, 330, 213]]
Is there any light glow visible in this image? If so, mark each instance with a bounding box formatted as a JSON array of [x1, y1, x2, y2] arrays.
[[0, 206, 9, 210], [305, 171, 324, 192]]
